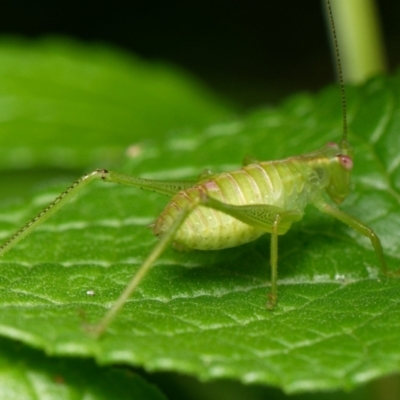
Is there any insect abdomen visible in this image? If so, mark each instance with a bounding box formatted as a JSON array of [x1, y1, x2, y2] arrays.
[[153, 159, 325, 250]]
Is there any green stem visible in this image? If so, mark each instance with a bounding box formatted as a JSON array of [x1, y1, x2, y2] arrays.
[[327, 0, 386, 83]]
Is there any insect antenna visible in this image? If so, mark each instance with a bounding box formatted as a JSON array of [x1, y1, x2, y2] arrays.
[[326, 0, 349, 153]]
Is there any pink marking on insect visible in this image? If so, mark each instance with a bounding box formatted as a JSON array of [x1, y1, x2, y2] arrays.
[[203, 180, 220, 191], [339, 155, 353, 170]]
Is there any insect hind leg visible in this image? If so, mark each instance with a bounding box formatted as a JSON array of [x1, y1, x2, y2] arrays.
[[0, 170, 108, 257], [91, 192, 302, 336], [0, 169, 194, 258]]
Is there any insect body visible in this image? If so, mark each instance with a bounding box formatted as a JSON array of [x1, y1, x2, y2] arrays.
[[0, 0, 389, 336], [155, 144, 351, 251]]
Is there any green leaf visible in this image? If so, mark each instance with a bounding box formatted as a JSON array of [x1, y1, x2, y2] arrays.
[[0, 37, 234, 169], [1, 56, 400, 395], [0, 336, 167, 400]]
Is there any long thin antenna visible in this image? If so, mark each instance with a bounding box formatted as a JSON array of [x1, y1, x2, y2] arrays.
[[326, 0, 348, 150]]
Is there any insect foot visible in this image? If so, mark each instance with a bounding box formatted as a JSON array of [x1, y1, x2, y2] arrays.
[[267, 292, 277, 310]]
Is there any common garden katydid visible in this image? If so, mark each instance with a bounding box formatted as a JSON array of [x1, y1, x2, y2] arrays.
[[0, 0, 389, 337]]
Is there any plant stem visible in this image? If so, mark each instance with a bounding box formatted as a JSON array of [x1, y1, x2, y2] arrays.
[[326, 0, 386, 83]]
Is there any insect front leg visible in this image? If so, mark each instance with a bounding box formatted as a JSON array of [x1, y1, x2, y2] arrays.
[[314, 201, 388, 275], [200, 195, 303, 310]]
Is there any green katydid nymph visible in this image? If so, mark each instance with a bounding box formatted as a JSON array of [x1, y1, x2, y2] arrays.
[[0, 0, 389, 337]]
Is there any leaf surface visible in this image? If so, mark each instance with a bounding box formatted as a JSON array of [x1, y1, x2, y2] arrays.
[[0, 37, 233, 169], [0, 336, 167, 400], [1, 47, 400, 394]]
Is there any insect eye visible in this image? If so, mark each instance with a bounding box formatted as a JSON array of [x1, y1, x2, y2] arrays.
[[338, 155, 353, 170]]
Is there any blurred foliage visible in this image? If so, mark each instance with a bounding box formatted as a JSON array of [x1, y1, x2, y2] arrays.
[[1, 38, 400, 399]]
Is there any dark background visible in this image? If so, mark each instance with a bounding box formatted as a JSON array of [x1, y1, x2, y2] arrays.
[[2, 1, 400, 109]]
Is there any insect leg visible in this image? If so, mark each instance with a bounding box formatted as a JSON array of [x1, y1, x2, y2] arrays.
[[0, 170, 105, 257], [267, 213, 281, 309], [314, 201, 388, 275], [0, 170, 194, 257], [90, 193, 301, 335], [200, 195, 303, 232], [200, 195, 303, 309], [102, 170, 195, 196], [89, 199, 200, 337]]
